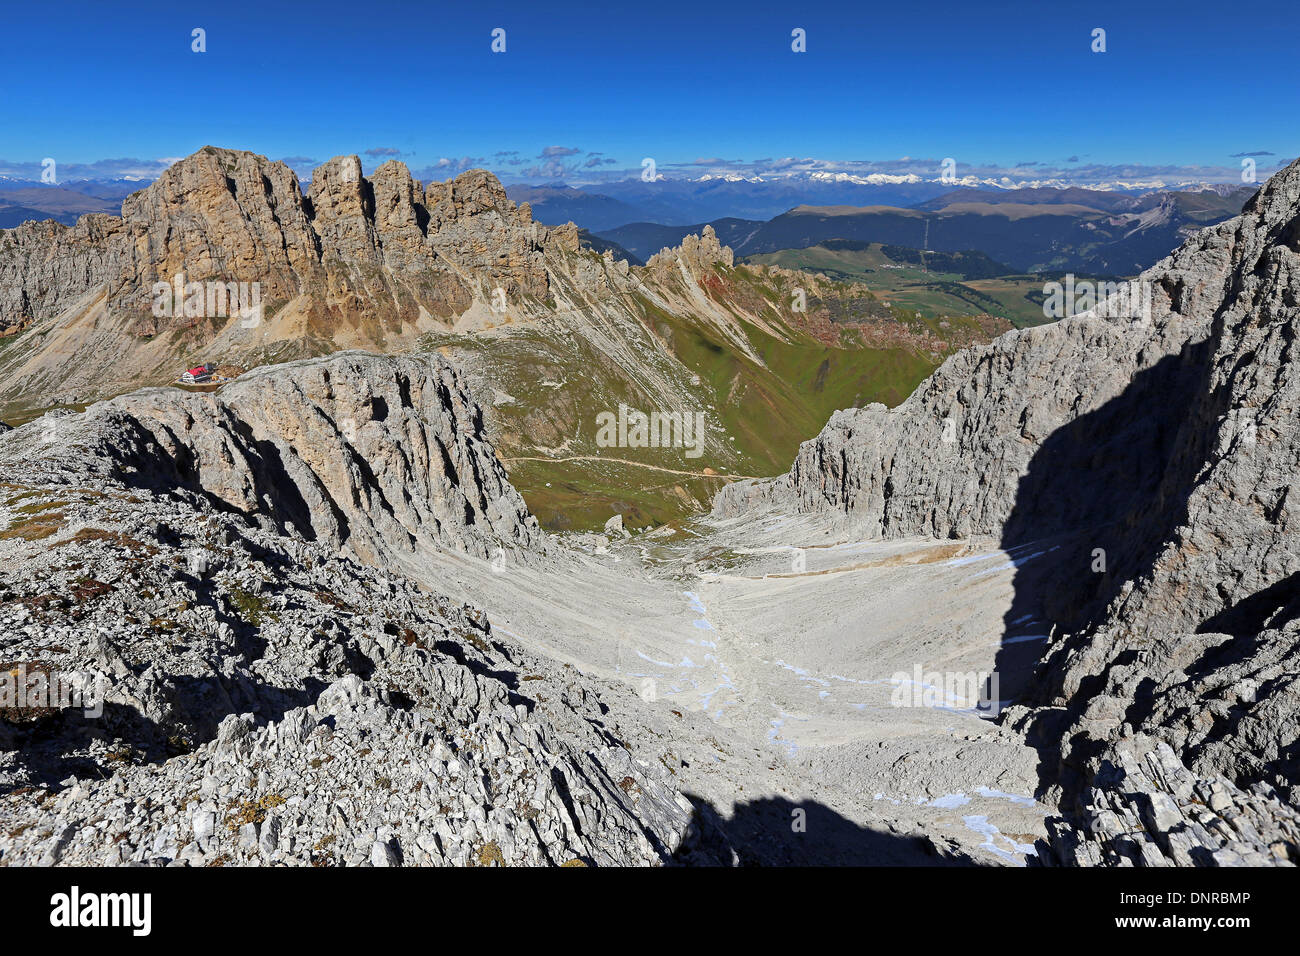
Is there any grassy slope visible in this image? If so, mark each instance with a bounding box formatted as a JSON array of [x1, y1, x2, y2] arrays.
[[643, 295, 931, 473], [429, 275, 951, 532]]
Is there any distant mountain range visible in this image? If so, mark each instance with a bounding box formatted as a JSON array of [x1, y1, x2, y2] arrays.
[[591, 186, 1255, 275], [507, 176, 1253, 233], [506, 178, 964, 231]]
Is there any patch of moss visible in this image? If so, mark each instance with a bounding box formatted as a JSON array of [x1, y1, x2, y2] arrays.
[[227, 585, 277, 628], [11, 499, 68, 515], [462, 630, 491, 654], [475, 841, 506, 867], [103, 745, 136, 765], [71, 577, 114, 604], [2, 489, 45, 506], [0, 661, 56, 722], [54, 527, 156, 555], [225, 794, 287, 831]]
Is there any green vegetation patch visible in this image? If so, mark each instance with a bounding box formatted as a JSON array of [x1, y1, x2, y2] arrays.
[[227, 585, 277, 628]]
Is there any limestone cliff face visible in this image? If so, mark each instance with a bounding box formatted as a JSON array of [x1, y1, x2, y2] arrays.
[[714, 158, 1300, 860], [0, 351, 541, 564], [113, 148, 320, 326], [0, 147, 576, 336], [0, 214, 123, 326]]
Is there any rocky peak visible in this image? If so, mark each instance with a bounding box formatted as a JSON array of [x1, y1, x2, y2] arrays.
[[0, 147, 578, 336], [307, 155, 382, 270], [646, 224, 735, 274], [119, 146, 319, 291], [425, 168, 513, 222], [369, 160, 426, 243]]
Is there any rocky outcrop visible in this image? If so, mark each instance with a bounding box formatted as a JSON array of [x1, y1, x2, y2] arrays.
[[0, 146, 577, 335], [715, 157, 1300, 864], [0, 215, 123, 331], [646, 223, 735, 274], [0, 351, 541, 564], [1038, 740, 1300, 866]]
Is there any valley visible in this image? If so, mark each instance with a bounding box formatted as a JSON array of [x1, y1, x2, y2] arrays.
[[392, 510, 1053, 864]]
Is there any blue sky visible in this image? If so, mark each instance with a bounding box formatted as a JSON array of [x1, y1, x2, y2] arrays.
[[1, 0, 1295, 184]]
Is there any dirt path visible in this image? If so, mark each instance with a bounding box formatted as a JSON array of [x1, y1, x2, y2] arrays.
[[499, 454, 766, 481]]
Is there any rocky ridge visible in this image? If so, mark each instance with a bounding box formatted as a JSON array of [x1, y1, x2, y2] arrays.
[[0, 147, 578, 335], [8, 351, 540, 564]]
